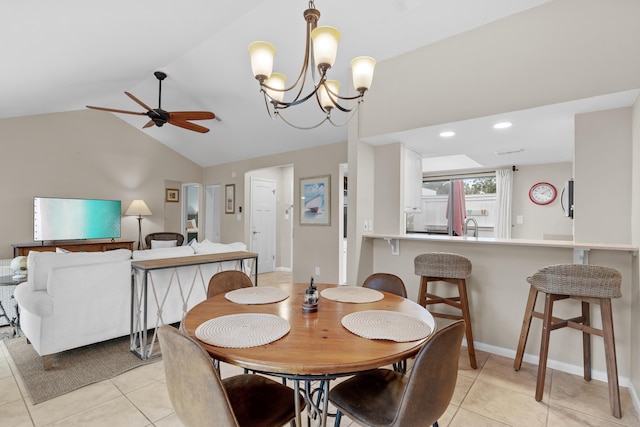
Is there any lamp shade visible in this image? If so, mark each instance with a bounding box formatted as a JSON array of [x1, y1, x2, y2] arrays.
[[265, 73, 286, 103], [248, 41, 276, 80], [311, 26, 340, 69], [318, 80, 340, 110], [351, 56, 376, 91], [125, 200, 152, 216]]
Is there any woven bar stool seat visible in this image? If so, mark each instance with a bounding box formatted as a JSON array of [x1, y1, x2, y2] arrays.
[[514, 264, 623, 418], [414, 252, 476, 369]]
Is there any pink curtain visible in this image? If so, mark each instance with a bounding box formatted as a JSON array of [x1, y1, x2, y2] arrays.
[[446, 180, 466, 236]]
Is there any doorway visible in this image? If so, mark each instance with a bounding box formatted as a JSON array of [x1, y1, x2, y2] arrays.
[[182, 184, 200, 243], [250, 177, 276, 274]]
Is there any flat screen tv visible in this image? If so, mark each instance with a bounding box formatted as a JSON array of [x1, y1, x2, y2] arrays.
[[34, 197, 122, 241]]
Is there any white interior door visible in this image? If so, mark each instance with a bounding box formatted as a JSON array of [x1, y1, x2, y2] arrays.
[[251, 178, 276, 274], [204, 184, 221, 243]]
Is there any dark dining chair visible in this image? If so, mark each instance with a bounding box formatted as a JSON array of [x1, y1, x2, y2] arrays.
[[144, 232, 185, 249], [329, 321, 465, 427], [158, 325, 305, 427], [362, 272, 408, 298], [207, 270, 253, 299], [363, 272, 409, 372]]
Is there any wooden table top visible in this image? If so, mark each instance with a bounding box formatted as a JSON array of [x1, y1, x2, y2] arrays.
[[130, 251, 258, 271], [182, 282, 435, 377]]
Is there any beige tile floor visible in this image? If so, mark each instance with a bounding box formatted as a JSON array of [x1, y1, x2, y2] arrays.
[[0, 271, 638, 427]]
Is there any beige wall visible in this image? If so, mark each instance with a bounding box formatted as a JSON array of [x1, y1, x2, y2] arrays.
[[202, 142, 347, 283], [631, 95, 640, 403], [360, 0, 640, 140], [511, 162, 574, 240], [0, 110, 202, 259], [373, 143, 404, 235], [575, 108, 633, 245]]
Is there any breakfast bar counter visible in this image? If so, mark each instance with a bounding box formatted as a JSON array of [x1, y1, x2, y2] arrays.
[[360, 233, 637, 386]]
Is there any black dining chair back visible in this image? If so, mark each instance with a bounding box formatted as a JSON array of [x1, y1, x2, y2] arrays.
[[362, 273, 408, 298], [158, 325, 304, 427], [207, 270, 253, 299], [329, 321, 465, 427], [144, 232, 185, 249]]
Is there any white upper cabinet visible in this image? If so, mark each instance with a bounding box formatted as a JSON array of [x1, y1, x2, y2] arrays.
[[404, 147, 422, 213]]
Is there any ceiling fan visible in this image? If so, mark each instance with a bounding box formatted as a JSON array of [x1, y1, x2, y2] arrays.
[[86, 71, 216, 134]]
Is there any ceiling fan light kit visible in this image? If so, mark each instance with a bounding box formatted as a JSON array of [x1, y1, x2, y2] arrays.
[[86, 72, 216, 134], [248, 0, 375, 130]]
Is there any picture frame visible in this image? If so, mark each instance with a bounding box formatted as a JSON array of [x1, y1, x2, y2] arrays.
[[165, 188, 180, 203], [225, 184, 235, 214], [300, 175, 331, 226]]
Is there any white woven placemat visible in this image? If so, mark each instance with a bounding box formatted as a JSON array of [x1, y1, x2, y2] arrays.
[[225, 286, 289, 304], [341, 310, 432, 342], [320, 286, 384, 303], [195, 313, 290, 348]]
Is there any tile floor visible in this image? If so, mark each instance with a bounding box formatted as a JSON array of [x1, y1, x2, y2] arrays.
[[0, 271, 638, 427]]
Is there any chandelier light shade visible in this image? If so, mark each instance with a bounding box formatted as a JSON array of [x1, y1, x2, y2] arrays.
[[248, 41, 276, 80], [248, 0, 375, 129], [310, 26, 340, 69]]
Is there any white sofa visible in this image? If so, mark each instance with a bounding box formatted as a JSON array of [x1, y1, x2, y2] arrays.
[[14, 240, 250, 369]]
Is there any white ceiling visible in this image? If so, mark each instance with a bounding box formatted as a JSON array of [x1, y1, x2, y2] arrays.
[[2, 0, 637, 169]]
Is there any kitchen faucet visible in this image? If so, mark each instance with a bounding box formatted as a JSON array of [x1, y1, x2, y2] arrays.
[[464, 217, 478, 237]]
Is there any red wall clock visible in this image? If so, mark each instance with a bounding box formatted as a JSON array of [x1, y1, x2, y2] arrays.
[[529, 182, 557, 205]]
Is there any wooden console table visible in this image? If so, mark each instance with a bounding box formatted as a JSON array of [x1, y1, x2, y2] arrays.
[[13, 240, 134, 257], [130, 251, 259, 360]]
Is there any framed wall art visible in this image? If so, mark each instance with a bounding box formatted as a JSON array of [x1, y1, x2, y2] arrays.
[[225, 184, 235, 214], [165, 188, 179, 203], [300, 175, 330, 226]]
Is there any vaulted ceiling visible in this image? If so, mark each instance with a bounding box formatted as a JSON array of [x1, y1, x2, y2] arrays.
[[3, 0, 639, 168]]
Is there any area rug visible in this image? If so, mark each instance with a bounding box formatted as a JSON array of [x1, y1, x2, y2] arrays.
[[5, 335, 161, 404]]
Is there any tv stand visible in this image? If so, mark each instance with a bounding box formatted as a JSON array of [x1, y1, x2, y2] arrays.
[[13, 241, 134, 257]]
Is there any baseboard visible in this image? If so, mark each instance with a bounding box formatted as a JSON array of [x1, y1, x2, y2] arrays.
[[275, 267, 292, 272], [469, 340, 640, 417]]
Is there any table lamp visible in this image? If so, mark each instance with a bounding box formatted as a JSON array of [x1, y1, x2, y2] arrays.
[[125, 200, 152, 250]]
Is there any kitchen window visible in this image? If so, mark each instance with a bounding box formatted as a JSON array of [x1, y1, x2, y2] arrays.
[[406, 174, 496, 237]]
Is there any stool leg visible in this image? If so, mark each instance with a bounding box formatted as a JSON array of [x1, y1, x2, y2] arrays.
[[600, 298, 622, 418], [458, 279, 477, 369], [515, 285, 538, 370], [581, 301, 591, 382], [536, 293, 554, 401], [418, 276, 428, 307]]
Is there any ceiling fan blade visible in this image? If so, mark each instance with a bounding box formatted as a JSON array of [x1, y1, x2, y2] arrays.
[[142, 120, 155, 129], [124, 91, 152, 111], [86, 105, 147, 116], [169, 118, 210, 133], [169, 111, 215, 121]]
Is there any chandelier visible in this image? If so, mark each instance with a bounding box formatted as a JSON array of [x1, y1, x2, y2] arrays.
[[248, 0, 376, 129]]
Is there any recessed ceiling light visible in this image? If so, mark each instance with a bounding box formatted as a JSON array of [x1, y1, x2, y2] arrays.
[[439, 131, 455, 137], [493, 122, 512, 129]]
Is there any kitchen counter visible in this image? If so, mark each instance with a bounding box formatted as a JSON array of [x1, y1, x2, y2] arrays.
[[366, 233, 638, 254], [360, 232, 637, 384]]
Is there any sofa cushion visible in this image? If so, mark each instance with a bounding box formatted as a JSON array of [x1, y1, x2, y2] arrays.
[[191, 241, 247, 255], [132, 245, 195, 260], [27, 249, 132, 292], [151, 239, 177, 249]]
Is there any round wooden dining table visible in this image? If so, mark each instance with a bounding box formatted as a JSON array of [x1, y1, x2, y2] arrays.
[[182, 282, 435, 427]]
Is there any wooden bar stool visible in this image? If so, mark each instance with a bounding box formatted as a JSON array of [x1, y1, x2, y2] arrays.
[[513, 264, 622, 418], [414, 253, 476, 369]]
